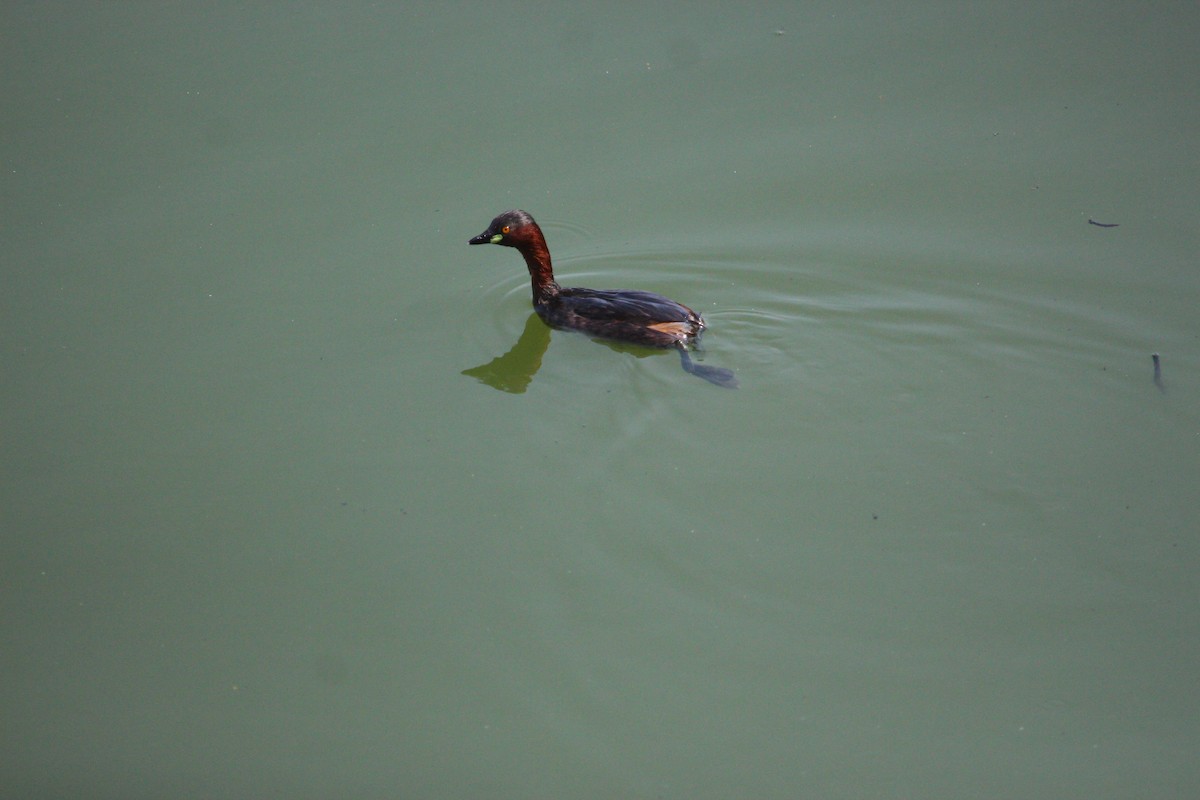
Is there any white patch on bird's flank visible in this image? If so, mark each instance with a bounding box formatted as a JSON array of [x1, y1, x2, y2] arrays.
[[647, 321, 693, 337]]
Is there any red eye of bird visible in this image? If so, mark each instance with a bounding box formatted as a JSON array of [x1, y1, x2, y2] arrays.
[[501, 226, 511, 234]]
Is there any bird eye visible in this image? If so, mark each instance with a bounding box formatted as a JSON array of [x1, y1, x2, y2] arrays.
[[501, 225, 511, 234]]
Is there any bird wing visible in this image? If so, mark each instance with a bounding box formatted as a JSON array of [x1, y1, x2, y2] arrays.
[[557, 288, 693, 322]]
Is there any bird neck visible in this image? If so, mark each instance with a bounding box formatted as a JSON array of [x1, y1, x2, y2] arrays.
[[518, 236, 560, 302]]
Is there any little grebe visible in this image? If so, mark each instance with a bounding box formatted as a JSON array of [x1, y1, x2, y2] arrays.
[[469, 210, 737, 388]]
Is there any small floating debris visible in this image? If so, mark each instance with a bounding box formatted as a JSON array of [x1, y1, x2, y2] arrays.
[[1152, 352, 1165, 393], [1088, 219, 1119, 228]]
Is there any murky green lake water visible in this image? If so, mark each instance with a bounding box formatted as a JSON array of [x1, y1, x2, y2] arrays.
[[4, 3, 1198, 797]]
